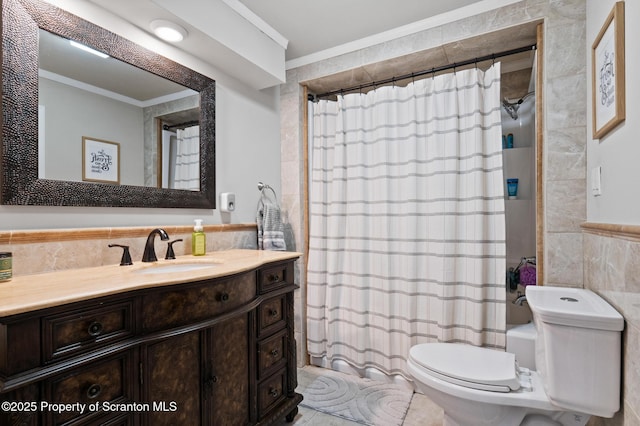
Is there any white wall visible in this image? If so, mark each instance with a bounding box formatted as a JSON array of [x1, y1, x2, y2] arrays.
[[586, 0, 639, 224], [215, 82, 282, 224], [39, 77, 144, 185], [0, 9, 282, 231]]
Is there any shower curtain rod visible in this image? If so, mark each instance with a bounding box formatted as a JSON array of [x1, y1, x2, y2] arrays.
[[314, 44, 536, 99], [162, 120, 199, 130]]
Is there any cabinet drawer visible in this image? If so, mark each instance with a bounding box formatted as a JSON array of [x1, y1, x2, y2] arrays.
[[257, 329, 287, 380], [43, 301, 134, 362], [141, 272, 256, 331], [45, 351, 135, 426], [258, 262, 293, 294], [257, 296, 286, 337], [0, 383, 40, 426], [257, 369, 287, 418]]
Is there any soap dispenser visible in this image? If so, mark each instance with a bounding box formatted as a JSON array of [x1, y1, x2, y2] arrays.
[[192, 219, 206, 256]]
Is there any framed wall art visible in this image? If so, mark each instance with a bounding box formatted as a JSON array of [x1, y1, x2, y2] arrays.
[[591, 1, 625, 140], [82, 137, 120, 184]]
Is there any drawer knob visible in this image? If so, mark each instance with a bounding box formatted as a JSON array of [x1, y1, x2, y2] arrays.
[[269, 388, 279, 398], [268, 273, 280, 283], [218, 292, 230, 302], [87, 321, 104, 337], [86, 384, 102, 399], [268, 309, 278, 317], [270, 349, 279, 358]]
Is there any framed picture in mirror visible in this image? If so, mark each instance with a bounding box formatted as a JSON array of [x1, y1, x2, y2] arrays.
[[82, 137, 120, 184]]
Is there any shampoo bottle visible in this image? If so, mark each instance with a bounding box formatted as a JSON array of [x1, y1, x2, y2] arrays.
[[192, 219, 206, 256]]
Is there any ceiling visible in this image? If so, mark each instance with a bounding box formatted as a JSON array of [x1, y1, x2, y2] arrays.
[[43, 0, 533, 97], [236, 0, 488, 61], [86, 0, 490, 63]]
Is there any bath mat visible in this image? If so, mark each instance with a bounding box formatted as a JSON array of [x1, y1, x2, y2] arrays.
[[297, 366, 412, 426]]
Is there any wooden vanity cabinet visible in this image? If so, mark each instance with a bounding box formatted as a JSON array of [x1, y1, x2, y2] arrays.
[[141, 331, 202, 425], [0, 258, 302, 426]]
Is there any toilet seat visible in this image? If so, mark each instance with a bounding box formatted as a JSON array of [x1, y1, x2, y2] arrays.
[[407, 343, 588, 425], [408, 343, 560, 412], [409, 343, 522, 392]]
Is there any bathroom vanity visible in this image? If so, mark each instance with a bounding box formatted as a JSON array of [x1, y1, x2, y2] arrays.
[[0, 249, 302, 425]]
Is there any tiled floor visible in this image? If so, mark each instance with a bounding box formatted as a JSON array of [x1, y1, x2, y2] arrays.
[[279, 366, 444, 426]]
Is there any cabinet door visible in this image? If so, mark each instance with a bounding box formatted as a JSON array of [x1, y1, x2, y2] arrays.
[[204, 314, 250, 426], [141, 331, 203, 425]]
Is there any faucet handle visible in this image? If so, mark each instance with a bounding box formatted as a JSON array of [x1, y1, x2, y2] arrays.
[[165, 239, 183, 260], [108, 244, 133, 266]]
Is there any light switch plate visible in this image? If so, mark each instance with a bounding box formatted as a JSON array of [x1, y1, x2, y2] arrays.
[[591, 166, 602, 196]]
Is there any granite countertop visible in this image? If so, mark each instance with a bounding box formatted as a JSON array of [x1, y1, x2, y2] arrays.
[[0, 249, 301, 317]]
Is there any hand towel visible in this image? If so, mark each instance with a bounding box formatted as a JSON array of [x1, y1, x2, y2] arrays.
[[257, 198, 287, 251]]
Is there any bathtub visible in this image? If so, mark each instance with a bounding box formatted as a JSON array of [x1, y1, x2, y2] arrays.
[[506, 322, 537, 370]]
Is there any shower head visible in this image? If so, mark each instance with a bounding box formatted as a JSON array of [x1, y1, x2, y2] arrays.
[[502, 91, 534, 120]]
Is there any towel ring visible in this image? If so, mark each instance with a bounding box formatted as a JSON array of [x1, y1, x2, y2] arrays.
[[257, 181, 278, 203]]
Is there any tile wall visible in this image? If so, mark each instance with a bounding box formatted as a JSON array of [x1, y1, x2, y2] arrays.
[[584, 225, 640, 426], [0, 225, 257, 276]]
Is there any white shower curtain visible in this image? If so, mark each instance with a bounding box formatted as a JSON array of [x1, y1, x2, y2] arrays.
[[307, 64, 506, 379], [172, 125, 200, 190]]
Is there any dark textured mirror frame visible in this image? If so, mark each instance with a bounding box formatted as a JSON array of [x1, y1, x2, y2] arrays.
[[1, 0, 216, 208]]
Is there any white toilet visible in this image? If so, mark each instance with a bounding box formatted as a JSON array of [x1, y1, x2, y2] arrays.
[[407, 286, 624, 426]]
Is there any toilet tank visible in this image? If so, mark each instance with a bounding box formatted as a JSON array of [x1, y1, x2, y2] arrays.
[[526, 286, 624, 418]]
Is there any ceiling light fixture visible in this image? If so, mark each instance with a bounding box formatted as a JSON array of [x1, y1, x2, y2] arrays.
[[150, 19, 188, 42], [69, 40, 109, 58]]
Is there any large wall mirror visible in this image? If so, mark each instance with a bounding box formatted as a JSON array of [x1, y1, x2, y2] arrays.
[[1, 0, 216, 208]]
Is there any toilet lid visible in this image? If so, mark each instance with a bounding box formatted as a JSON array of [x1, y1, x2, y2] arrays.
[[409, 343, 521, 392]]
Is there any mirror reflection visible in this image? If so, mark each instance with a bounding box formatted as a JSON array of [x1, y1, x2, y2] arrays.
[[37, 29, 200, 190]]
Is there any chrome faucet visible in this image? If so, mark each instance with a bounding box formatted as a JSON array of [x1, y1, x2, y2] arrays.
[[142, 228, 170, 262], [513, 294, 528, 306]]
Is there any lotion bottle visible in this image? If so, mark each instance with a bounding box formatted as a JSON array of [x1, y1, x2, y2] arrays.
[[192, 219, 206, 256]]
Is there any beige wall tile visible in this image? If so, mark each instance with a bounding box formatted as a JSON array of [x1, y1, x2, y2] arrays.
[[1, 227, 257, 276], [545, 233, 584, 286], [623, 322, 640, 422], [584, 230, 640, 425], [546, 179, 587, 232], [546, 127, 587, 181]]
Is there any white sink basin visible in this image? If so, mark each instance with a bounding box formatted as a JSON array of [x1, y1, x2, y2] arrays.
[[134, 262, 221, 275]]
